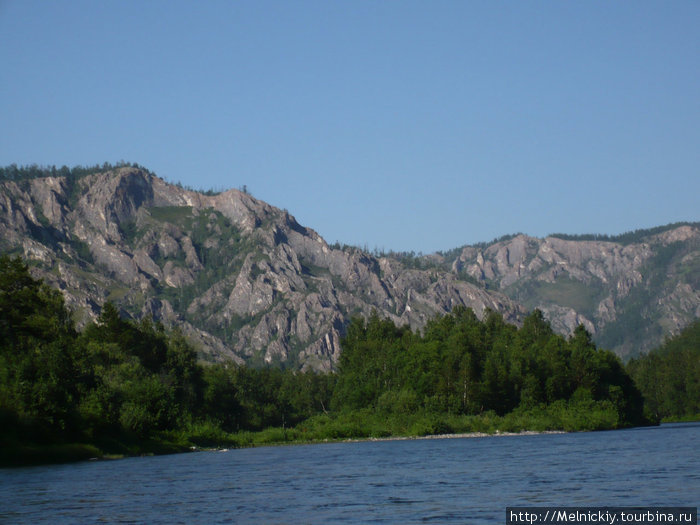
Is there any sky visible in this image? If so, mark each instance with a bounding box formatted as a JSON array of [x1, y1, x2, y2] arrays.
[[1, 1, 698, 254]]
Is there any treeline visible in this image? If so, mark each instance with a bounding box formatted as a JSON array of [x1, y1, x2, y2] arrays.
[[627, 320, 700, 421], [332, 308, 645, 426], [0, 162, 226, 196], [0, 161, 154, 183], [438, 233, 525, 262], [0, 256, 333, 464], [0, 255, 657, 465], [548, 222, 699, 246]]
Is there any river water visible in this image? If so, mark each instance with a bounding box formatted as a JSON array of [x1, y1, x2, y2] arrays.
[[1, 423, 698, 524]]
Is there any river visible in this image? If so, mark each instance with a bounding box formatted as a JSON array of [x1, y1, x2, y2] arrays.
[[1, 422, 698, 523]]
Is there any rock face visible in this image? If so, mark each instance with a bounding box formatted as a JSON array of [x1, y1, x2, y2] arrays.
[[448, 227, 700, 357], [0, 168, 524, 370], [2, 168, 697, 364]]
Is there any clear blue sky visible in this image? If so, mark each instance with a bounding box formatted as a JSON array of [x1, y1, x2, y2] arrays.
[[1, 1, 698, 253]]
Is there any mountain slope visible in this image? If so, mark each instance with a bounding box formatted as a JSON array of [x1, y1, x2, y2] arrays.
[[2, 167, 697, 364], [445, 225, 700, 358], [0, 167, 524, 370]]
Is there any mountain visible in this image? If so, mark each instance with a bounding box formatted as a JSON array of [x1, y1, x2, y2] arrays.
[[442, 225, 700, 358], [0, 167, 523, 370], [1, 166, 698, 365]]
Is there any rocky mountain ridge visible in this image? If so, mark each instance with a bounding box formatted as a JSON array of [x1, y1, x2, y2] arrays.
[[444, 224, 700, 357], [0, 167, 523, 370], [1, 167, 698, 365]]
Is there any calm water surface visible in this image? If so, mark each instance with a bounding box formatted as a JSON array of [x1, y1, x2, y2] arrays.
[[1, 423, 698, 524]]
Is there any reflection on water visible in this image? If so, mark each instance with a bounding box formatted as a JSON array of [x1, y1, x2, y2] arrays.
[[1, 423, 698, 524]]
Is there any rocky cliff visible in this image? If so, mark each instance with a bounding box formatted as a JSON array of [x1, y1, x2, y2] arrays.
[[0, 167, 524, 370], [2, 167, 697, 364], [446, 226, 700, 357]]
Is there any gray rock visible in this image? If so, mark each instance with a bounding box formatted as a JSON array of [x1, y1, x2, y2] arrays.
[[2, 167, 697, 366]]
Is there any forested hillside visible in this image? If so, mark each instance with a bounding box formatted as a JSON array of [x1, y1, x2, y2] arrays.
[[0, 166, 523, 370], [2, 165, 698, 366], [0, 256, 335, 464], [443, 224, 700, 357], [627, 320, 700, 421], [1, 256, 651, 465]]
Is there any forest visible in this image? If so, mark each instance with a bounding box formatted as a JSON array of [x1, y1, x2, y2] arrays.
[[1, 255, 691, 466], [0, 256, 335, 464], [627, 319, 700, 421]]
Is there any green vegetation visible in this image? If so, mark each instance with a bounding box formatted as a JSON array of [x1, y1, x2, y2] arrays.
[[627, 320, 700, 422], [116, 206, 256, 332], [548, 222, 700, 245], [331, 308, 645, 426], [0, 256, 335, 465], [597, 240, 699, 356], [0, 161, 155, 183], [0, 162, 224, 196], [508, 277, 605, 319], [148, 205, 194, 224], [0, 256, 657, 466]]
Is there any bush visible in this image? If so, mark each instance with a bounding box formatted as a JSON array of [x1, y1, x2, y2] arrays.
[[377, 389, 420, 414], [185, 420, 235, 448], [408, 414, 454, 436]]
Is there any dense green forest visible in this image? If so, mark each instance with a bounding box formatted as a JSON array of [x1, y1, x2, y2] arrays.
[[627, 320, 700, 421], [330, 308, 645, 428], [0, 256, 658, 466], [0, 256, 333, 464]]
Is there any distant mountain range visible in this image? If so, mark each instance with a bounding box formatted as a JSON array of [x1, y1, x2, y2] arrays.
[[1, 166, 698, 368]]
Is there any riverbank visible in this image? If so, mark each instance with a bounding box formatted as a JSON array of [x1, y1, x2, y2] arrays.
[[1, 402, 659, 468], [198, 428, 570, 453], [661, 414, 700, 423], [1, 428, 567, 467], [0, 434, 190, 467], [343, 429, 567, 444]]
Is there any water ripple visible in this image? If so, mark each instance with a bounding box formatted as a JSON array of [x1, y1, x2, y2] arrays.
[[1, 423, 699, 524]]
